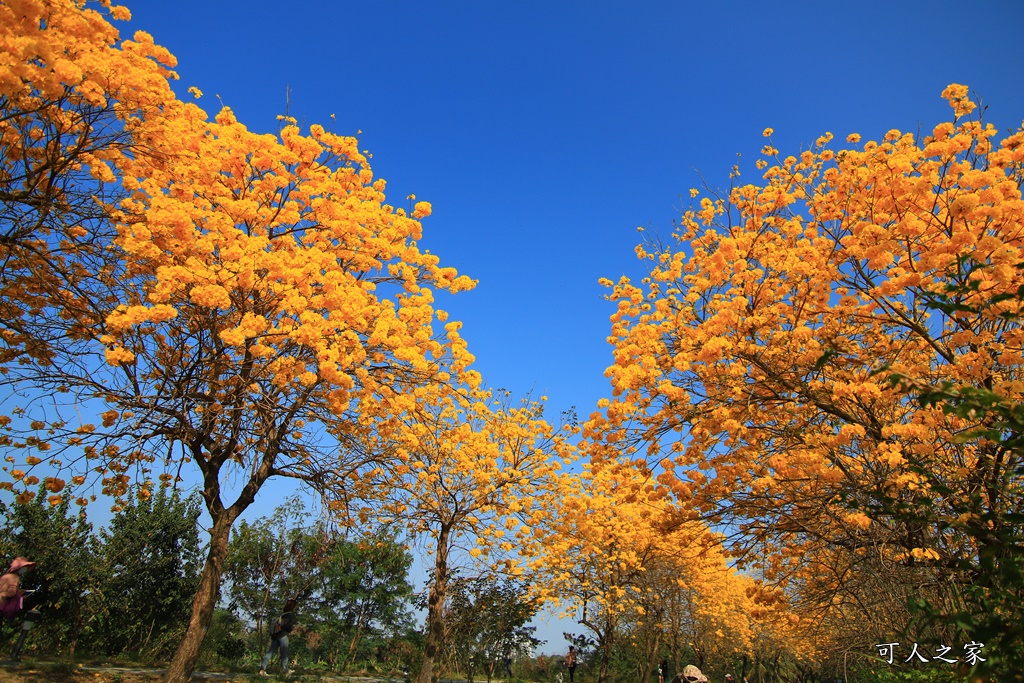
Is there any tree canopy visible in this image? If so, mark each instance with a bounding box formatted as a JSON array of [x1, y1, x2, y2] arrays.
[[1, 2, 476, 680], [587, 85, 1024, 681]]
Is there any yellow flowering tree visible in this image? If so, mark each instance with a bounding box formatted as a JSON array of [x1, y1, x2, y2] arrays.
[[589, 85, 1024, 674], [529, 461, 708, 683], [0, 0, 176, 369], [615, 542, 759, 682], [534, 458, 812, 682], [1, 3, 476, 681], [363, 389, 573, 683]]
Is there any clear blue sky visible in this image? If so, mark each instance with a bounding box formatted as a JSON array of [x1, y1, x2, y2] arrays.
[[123, 0, 1024, 653], [126, 0, 1024, 424]]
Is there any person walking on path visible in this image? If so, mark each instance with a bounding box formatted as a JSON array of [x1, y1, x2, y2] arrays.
[[0, 557, 36, 620], [259, 598, 298, 676], [503, 642, 513, 679], [659, 660, 668, 683], [564, 645, 578, 683]]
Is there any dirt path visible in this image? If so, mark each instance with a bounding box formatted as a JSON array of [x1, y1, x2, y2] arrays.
[[0, 661, 409, 682]]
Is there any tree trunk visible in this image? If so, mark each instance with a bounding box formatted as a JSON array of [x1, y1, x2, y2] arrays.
[[345, 610, 366, 669], [642, 631, 662, 683], [162, 511, 235, 683], [598, 628, 613, 683], [417, 523, 451, 683]]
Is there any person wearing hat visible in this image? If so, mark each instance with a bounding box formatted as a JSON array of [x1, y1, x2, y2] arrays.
[[724, 675, 734, 683], [0, 557, 36, 620], [680, 665, 708, 683]]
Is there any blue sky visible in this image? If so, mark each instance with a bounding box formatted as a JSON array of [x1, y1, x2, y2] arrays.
[[122, 0, 1024, 653], [125, 0, 1024, 425]]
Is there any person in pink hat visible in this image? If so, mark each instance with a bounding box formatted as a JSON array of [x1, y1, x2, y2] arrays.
[[0, 557, 37, 620]]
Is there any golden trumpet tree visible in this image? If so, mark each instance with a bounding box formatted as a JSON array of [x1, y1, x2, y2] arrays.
[[588, 85, 1024, 658], [364, 389, 574, 683], [0, 0, 176, 366], [529, 461, 719, 683], [617, 541, 772, 683], [536, 460, 812, 683], [1, 3, 477, 682]]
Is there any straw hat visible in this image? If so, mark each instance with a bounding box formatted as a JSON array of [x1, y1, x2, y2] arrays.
[[681, 665, 707, 683], [8, 557, 36, 573]]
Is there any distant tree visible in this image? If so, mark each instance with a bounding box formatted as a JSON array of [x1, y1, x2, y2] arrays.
[[444, 575, 540, 683], [222, 497, 321, 641], [367, 389, 573, 683], [97, 486, 203, 658], [223, 497, 415, 672], [311, 532, 415, 671]]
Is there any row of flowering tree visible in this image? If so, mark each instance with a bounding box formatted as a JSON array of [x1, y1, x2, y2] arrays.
[[0, 2, 487, 681], [6, 2, 1024, 682], [583, 85, 1024, 681], [527, 459, 811, 683]]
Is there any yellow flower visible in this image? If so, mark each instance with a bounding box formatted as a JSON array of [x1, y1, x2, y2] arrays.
[[412, 201, 432, 219], [762, 127, 774, 137]]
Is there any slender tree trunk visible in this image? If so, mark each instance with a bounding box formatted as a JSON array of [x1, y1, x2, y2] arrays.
[[598, 627, 613, 683], [345, 613, 366, 669], [417, 523, 451, 683], [642, 630, 662, 683], [162, 510, 235, 683]]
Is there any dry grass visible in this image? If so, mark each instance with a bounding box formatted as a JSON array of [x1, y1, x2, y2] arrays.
[[0, 667, 160, 683]]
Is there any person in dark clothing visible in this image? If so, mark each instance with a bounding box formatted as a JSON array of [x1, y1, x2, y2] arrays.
[[659, 660, 668, 683], [503, 642, 513, 679], [259, 598, 298, 676], [565, 645, 577, 683]]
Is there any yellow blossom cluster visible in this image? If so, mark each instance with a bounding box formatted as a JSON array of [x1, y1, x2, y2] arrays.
[[588, 85, 1024, 638]]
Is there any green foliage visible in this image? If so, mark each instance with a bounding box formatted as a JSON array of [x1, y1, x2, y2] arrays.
[[96, 486, 203, 659], [222, 496, 415, 673], [222, 496, 322, 638], [0, 486, 99, 656], [443, 575, 540, 682], [302, 529, 416, 671], [869, 667, 965, 683], [0, 486, 203, 662], [197, 607, 250, 671]]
